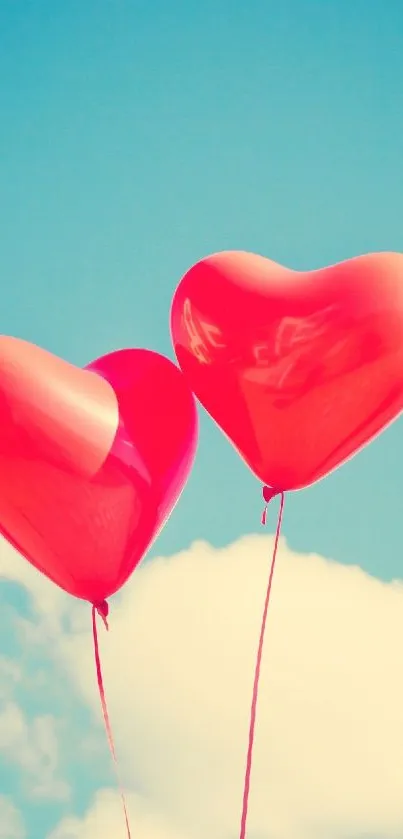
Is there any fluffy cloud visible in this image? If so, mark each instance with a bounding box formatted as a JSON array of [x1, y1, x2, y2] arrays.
[[0, 657, 21, 702], [2, 533, 403, 838], [47, 790, 185, 839], [0, 702, 70, 802], [0, 795, 26, 839]]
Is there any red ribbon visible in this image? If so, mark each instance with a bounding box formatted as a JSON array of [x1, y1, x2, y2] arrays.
[[92, 602, 132, 839], [239, 488, 285, 839]]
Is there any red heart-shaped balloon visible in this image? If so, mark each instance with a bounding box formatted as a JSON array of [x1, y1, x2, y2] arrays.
[[0, 338, 197, 602], [171, 251, 403, 491]]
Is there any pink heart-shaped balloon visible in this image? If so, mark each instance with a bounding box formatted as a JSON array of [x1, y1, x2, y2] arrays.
[[171, 251, 403, 491], [0, 337, 198, 602]]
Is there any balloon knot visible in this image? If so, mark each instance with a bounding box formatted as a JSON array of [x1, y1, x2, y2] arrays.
[[261, 486, 280, 526], [94, 600, 109, 630], [262, 485, 278, 504]]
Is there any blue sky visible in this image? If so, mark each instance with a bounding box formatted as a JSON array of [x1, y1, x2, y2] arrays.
[[1, 1, 403, 837]]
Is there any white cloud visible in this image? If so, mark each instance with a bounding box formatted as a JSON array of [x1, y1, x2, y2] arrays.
[[47, 790, 185, 839], [2, 532, 403, 838], [0, 658, 21, 702], [0, 702, 70, 802], [0, 795, 26, 839]]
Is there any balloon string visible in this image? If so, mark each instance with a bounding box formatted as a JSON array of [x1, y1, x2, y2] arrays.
[[92, 604, 132, 839], [239, 490, 285, 839]]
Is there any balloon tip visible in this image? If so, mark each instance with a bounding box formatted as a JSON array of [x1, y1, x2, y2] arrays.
[[262, 485, 278, 503], [93, 600, 109, 630]]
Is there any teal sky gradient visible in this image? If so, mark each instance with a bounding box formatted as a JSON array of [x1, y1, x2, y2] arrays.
[[1, 1, 403, 836]]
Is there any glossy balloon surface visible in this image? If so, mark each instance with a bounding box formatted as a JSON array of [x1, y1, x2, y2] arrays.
[[171, 251, 403, 491], [0, 338, 197, 602]]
